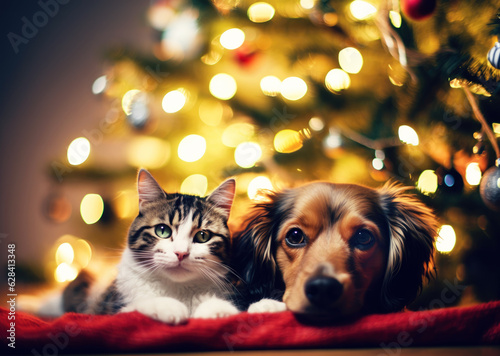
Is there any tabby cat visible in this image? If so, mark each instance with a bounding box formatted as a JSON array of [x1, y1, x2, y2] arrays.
[[63, 169, 238, 324]]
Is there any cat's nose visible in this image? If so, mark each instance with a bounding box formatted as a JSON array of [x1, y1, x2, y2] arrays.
[[175, 252, 189, 261]]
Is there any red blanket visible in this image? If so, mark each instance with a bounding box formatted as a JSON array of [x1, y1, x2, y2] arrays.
[[2, 302, 499, 354]]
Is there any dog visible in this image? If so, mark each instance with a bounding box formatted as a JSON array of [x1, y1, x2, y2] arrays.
[[231, 181, 438, 320]]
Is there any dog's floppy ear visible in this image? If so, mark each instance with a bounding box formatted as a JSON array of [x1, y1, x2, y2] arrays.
[[232, 191, 286, 308], [378, 183, 438, 312]]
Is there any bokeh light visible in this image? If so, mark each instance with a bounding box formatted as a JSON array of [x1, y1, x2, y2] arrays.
[[178, 134, 207, 162], [389, 11, 402, 28], [260, 76, 281, 97], [436, 225, 456, 253], [274, 129, 303, 153], [350, 0, 377, 20], [180, 174, 208, 196], [339, 47, 363, 74], [235, 142, 262, 168], [80, 194, 104, 225], [67, 137, 91, 166], [220, 28, 245, 50], [418, 170, 438, 195], [114, 190, 138, 219], [247, 176, 274, 201], [199, 100, 224, 126], [127, 137, 170, 169], [54, 263, 79, 283], [210, 73, 237, 100], [372, 158, 384, 170], [465, 163, 482, 186], [162, 89, 187, 113], [121, 89, 141, 115], [309, 117, 325, 131], [325, 69, 351, 92], [248, 2, 275, 23], [91, 75, 107, 95], [55, 243, 74, 265], [398, 125, 419, 146], [222, 123, 255, 147], [280, 77, 308, 101]]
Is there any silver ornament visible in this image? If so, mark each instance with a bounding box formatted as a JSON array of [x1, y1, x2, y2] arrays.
[[479, 159, 500, 211], [487, 42, 500, 69]]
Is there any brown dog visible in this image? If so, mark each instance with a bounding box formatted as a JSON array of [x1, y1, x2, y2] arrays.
[[232, 182, 438, 320]]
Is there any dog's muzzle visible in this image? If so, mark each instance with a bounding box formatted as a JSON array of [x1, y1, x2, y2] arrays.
[[305, 276, 343, 309]]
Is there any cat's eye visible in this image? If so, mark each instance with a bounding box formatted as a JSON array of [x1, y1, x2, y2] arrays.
[[154, 224, 172, 239], [194, 230, 212, 243], [352, 229, 375, 251], [285, 227, 307, 248]]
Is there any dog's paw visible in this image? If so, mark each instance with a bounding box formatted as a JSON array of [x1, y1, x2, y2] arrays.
[[193, 297, 239, 319], [123, 297, 189, 324], [248, 299, 287, 313]]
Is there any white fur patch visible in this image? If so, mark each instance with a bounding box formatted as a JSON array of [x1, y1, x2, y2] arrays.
[[247, 299, 287, 313], [192, 296, 239, 319], [121, 296, 189, 324]]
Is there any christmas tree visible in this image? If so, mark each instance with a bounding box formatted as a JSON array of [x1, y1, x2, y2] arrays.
[[43, 0, 500, 308]]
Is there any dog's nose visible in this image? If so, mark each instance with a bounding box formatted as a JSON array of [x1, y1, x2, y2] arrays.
[[305, 276, 343, 308]]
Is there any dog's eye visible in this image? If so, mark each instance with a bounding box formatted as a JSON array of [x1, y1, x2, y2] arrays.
[[285, 228, 307, 248], [352, 229, 375, 250]]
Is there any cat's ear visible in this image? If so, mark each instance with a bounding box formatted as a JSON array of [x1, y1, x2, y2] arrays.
[[207, 179, 235, 218], [137, 169, 166, 210]]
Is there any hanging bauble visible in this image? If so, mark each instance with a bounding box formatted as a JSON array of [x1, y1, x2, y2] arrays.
[[436, 166, 464, 194], [400, 0, 437, 21], [487, 42, 500, 69], [479, 160, 500, 211], [234, 45, 259, 67]]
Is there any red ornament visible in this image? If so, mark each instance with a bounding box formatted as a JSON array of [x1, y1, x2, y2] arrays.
[[400, 0, 437, 21]]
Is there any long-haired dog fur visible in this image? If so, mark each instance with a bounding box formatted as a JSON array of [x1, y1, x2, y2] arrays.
[[232, 182, 438, 320]]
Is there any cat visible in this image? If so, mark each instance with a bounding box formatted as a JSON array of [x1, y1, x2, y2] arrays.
[[62, 169, 239, 324]]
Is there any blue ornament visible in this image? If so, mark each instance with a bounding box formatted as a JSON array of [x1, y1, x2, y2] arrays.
[[480, 159, 500, 211], [487, 42, 500, 69]]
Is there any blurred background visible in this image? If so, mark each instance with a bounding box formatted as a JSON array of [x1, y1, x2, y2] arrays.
[[0, 0, 499, 311]]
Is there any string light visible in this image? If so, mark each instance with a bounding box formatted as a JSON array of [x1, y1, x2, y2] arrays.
[[465, 163, 482, 186], [178, 134, 207, 162], [181, 174, 208, 196], [325, 69, 351, 92], [349, 0, 377, 20], [248, 2, 275, 23], [436, 225, 456, 253], [234, 142, 262, 168], [220, 28, 245, 50], [209, 73, 237, 100], [162, 89, 187, 113], [80, 194, 104, 225], [247, 176, 274, 200], [339, 47, 363, 74], [67, 137, 91, 166], [260, 76, 281, 96], [398, 125, 419, 145], [274, 129, 304, 153], [280, 77, 308, 100]]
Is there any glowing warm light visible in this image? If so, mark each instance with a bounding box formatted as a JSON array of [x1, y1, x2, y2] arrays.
[[300, 0, 315, 10], [274, 130, 303, 153], [209, 73, 237, 100], [122, 89, 141, 115], [247, 176, 274, 201], [80, 194, 104, 225], [323, 129, 342, 149], [309, 117, 325, 131], [161, 11, 200, 60], [389, 11, 402, 28], [114, 190, 138, 219], [372, 158, 384, 171], [180, 174, 208, 196], [55, 263, 79, 283], [127, 137, 170, 169], [220, 28, 245, 50], [91, 75, 107, 95], [350, 0, 377, 20], [339, 47, 363, 74], [73, 239, 92, 269], [67, 137, 91, 166], [162, 89, 187, 113], [178, 135, 207, 162], [398, 125, 419, 145], [222, 123, 255, 147], [248, 2, 275, 23], [436, 225, 456, 253], [260, 76, 281, 96], [465, 163, 482, 186], [418, 170, 438, 195], [199, 100, 224, 126], [493, 123, 500, 136], [325, 69, 351, 92], [55, 243, 74, 265], [235, 142, 262, 168], [280, 77, 308, 101]]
